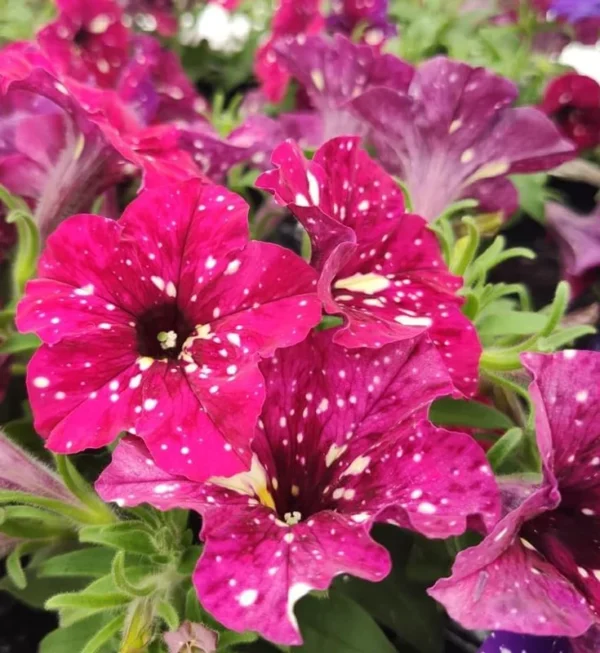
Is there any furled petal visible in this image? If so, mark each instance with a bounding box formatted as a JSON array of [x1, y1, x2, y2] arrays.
[[273, 34, 413, 141], [38, 0, 130, 88], [352, 57, 575, 221], [546, 203, 600, 278], [257, 137, 481, 396], [17, 180, 320, 478]]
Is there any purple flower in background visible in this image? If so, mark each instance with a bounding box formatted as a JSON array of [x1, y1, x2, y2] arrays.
[[327, 0, 396, 46], [430, 351, 600, 643], [97, 329, 499, 645], [353, 57, 575, 222], [551, 0, 600, 22], [480, 631, 571, 653], [273, 34, 414, 143], [546, 203, 600, 279]]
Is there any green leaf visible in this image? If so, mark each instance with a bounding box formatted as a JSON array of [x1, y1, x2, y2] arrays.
[[218, 629, 259, 649], [54, 456, 115, 524], [0, 489, 98, 525], [0, 332, 40, 354], [6, 546, 27, 589], [38, 547, 115, 578], [156, 599, 180, 630], [511, 173, 548, 223], [112, 551, 154, 597], [0, 567, 89, 609], [477, 311, 547, 337], [79, 523, 157, 556], [40, 614, 111, 653], [81, 614, 125, 653], [294, 591, 396, 653], [430, 397, 514, 430], [46, 590, 129, 612], [487, 427, 540, 475], [6, 208, 40, 302]]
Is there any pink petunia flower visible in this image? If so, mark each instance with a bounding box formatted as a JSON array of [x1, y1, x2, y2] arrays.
[[430, 350, 600, 645], [257, 136, 481, 396], [0, 44, 201, 238], [272, 34, 413, 143], [327, 0, 396, 47], [254, 0, 324, 104], [38, 0, 130, 88], [352, 57, 576, 222], [541, 74, 600, 153], [16, 180, 321, 481], [118, 0, 179, 36], [96, 329, 500, 645], [164, 621, 218, 653]]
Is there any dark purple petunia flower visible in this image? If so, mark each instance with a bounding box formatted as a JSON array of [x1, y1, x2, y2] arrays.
[[117, 35, 209, 126], [38, 0, 130, 88], [96, 328, 499, 645], [272, 34, 414, 143], [353, 57, 576, 222], [551, 0, 600, 22], [327, 0, 396, 46], [16, 180, 321, 481], [480, 631, 571, 653], [430, 350, 600, 645], [546, 203, 600, 280], [257, 136, 482, 396]]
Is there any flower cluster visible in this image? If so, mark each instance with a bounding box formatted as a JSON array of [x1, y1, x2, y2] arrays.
[[0, 0, 599, 651]]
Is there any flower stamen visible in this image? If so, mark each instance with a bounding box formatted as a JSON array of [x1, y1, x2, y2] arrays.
[[157, 330, 178, 350]]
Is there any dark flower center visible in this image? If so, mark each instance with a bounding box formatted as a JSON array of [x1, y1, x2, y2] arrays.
[[136, 302, 194, 360], [74, 28, 92, 48]]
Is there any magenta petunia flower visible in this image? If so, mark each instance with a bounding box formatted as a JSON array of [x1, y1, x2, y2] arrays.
[[352, 57, 576, 222], [16, 180, 321, 481], [0, 44, 201, 238], [327, 0, 396, 46], [273, 34, 413, 142], [117, 35, 209, 126], [546, 203, 600, 280], [430, 350, 600, 641], [119, 0, 179, 36], [254, 0, 324, 104], [541, 74, 600, 152], [96, 329, 499, 645], [38, 0, 130, 88], [257, 136, 481, 396]]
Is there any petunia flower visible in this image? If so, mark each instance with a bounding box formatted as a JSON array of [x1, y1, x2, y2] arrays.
[[37, 0, 130, 88], [119, 0, 179, 36], [327, 0, 396, 46], [551, 0, 600, 22], [430, 350, 600, 645], [352, 57, 576, 222], [254, 0, 324, 104], [272, 34, 414, 142], [164, 621, 218, 653], [0, 44, 201, 239], [257, 136, 481, 396], [541, 73, 600, 152], [96, 329, 500, 645], [16, 180, 321, 481], [479, 631, 571, 653], [117, 35, 209, 126], [546, 202, 600, 280]]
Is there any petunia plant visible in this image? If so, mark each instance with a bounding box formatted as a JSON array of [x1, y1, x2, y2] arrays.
[[0, 1, 598, 653]]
